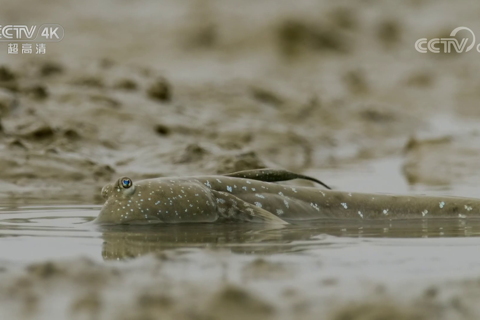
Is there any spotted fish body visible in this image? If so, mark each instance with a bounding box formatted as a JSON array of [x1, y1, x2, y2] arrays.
[[95, 170, 480, 225]]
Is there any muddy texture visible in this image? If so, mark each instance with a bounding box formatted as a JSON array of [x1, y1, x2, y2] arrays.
[[3, 0, 477, 200], [403, 133, 480, 186], [2, 253, 480, 320], [1, 0, 480, 319]]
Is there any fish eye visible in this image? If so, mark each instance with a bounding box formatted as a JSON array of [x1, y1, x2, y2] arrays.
[[120, 178, 132, 189]]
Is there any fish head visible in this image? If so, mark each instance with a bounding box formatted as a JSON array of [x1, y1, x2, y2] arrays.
[[95, 176, 157, 225], [95, 176, 221, 225]]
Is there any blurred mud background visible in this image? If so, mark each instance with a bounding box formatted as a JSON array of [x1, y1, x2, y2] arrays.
[[1, 0, 480, 318]]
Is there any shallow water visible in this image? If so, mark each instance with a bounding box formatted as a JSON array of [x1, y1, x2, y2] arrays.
[[3, 200, 480, 263], [5, 192, 480, 319]]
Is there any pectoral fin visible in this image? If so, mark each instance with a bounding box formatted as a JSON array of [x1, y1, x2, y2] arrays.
[[224, 169, 331, 190], [212, 190, 289, 225]]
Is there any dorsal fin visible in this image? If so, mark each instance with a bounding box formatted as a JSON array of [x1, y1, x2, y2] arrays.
[[224, 169, 331, 190]]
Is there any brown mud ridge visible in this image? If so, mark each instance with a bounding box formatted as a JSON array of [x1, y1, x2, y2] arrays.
[[1, 0, 480, 200], [1, 0, 480, 319], [1, 253, 480, 320], [0, 54, 474, 201], [0, 55, 429, 200]]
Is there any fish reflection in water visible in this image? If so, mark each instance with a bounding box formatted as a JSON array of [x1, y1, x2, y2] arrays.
[[101, 224, 308, 260], [99, 218, 480, 260]]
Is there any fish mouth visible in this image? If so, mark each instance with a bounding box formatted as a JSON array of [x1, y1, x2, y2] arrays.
[[92, 208, 116, 225]]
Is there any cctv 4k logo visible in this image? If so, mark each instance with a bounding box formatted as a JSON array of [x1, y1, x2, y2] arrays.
[[0, 24, 64, 42]]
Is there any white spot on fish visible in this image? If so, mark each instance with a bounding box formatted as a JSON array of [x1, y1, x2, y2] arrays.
[[348, 193, 352, 197], [422, 210, 428, 217], [242, 186, 247, 191], [254, 202, 262, 208], [383, 209, 389, 215], [283, 200, 289, 208], [255, 194, 265, 199], [465, 205, 473, 211], [205, 180, 211, 188], [227, 186, 232, 192], [310, 203, 320, 211], [276, 209, 284, 215], [341, 203, 348, 209], [216, 179, 222, 183], [216, 198, 226, 204], [358, 211, 363, 218], [246, 181, 251, 184], [439, 201, 445, 209]]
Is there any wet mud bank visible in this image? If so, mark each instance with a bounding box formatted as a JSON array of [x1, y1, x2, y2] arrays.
[[2, 0, 480, 201], [2, 249, 480, 320], [1, 0, 480, 319]]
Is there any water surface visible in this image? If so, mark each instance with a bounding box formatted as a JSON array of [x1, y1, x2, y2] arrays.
[[2, 201, 480, 264]]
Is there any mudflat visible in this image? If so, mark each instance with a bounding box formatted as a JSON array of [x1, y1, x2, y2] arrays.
[[1, 0, 480, 319]]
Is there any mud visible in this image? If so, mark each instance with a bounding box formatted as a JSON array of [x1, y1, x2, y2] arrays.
[[1, 0, 480, 318], [3, 251, 480, 320]]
